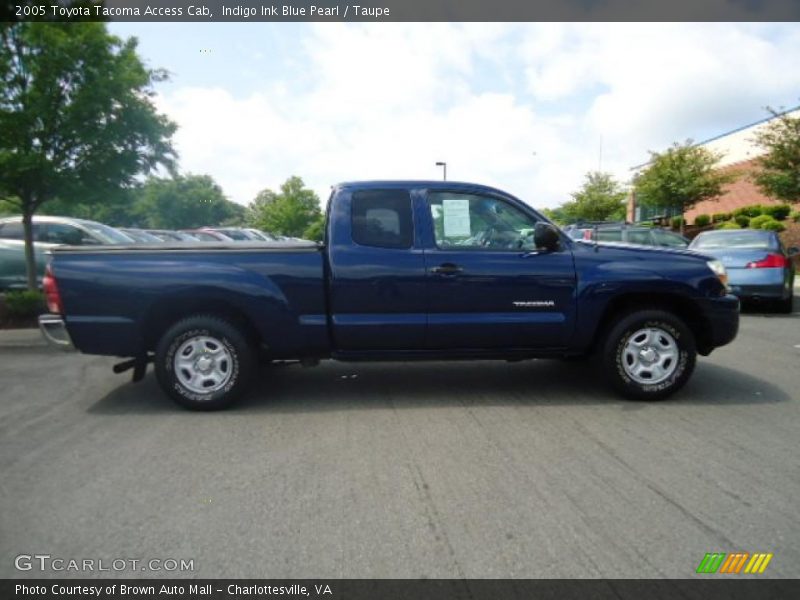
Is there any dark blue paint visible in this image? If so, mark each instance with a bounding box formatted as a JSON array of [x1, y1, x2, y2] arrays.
[[50, 180, 740, 361]]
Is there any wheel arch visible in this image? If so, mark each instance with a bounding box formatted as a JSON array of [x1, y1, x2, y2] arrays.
[[141, 296, 262, 351], [590, 292, 714, 356]]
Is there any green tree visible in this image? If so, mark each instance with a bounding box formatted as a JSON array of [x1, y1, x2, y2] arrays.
[[133, 174, 245, 229], [753, 108, 800, 204], [248, 176, 322, 237], [0, 23, 176, 289], [567, 171, 627, 222], [302, 215, 326, 242], [634, 141, 733, 234]]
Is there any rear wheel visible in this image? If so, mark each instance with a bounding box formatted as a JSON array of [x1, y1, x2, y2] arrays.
[[155, 315, 255, 410], [601, 309, 696, 400]]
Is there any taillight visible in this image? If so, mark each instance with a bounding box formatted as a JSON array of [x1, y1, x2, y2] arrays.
[[746, 253, 789, 269], [42, 264, 63, 314]]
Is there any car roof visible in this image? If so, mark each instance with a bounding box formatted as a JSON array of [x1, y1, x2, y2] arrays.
[[334, 180, 515, 197], [693, 229, 774, 237], [0, 215, 106, 227]]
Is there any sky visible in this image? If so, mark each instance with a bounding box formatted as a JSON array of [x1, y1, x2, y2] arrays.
[[109, 22, 800, 210]]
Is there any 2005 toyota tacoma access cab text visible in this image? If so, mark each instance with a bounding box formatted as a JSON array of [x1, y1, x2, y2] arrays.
[[39, 181, 739, 410]]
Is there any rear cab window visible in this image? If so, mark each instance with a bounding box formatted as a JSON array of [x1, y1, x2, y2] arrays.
[[351, 189, 413, 249]]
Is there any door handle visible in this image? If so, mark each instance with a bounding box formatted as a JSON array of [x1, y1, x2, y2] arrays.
[[431, 263, 463, 275]]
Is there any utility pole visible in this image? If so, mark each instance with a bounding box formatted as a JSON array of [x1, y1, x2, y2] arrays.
[[435, 161, 447, 181]]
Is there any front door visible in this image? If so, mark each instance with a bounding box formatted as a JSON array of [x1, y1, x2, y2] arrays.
[[422, 190, 576, 349]]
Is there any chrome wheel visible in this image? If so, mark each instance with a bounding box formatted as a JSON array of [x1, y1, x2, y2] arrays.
[[173, 335, 233, 394], [621, 327, 679, 385]]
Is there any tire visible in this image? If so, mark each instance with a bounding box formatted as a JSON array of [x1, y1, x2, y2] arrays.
[[601, 309, 696, 401], [155, 315, 255, 411]]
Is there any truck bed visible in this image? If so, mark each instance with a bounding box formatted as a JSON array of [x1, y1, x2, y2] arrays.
[[50, 242, 329, 358]]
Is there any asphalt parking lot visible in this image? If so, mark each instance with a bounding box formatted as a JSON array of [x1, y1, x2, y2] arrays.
[[1, 301, 799, 579]]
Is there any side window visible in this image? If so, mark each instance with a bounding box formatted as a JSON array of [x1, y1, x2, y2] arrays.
[[351, 189, 413, 249], [428, 192, 538, 251], [596, 229, 623, 242], [42, 223, 91, 245], [0, 222, 24, 240], [627, 230, 652, 245], [653, 229, 688, 248]]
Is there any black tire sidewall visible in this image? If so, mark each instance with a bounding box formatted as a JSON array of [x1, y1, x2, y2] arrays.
[[155, 317, 253, 410], [603, 311, 696, 400]]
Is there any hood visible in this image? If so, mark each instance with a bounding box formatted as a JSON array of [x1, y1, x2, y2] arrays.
[[574, 239, 714, 261]]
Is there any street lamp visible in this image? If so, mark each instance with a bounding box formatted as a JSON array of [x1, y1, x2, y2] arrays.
[[435, 161, 447, 181]]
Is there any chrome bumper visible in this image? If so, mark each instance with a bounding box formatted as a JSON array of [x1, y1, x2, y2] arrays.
[[38, 314, 75, 350]]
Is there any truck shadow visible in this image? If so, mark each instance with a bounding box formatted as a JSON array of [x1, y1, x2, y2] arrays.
[[88, 359, 791, 415]]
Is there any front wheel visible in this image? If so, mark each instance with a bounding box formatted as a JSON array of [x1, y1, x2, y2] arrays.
[[155, 315, 255, 410], [601, 309, 696, 401]]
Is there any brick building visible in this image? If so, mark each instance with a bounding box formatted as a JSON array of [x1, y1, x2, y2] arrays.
[[627, 107, 800, 224]]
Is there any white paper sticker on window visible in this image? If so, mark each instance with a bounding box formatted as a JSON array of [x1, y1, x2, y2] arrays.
[[442, 199, 471, 237]]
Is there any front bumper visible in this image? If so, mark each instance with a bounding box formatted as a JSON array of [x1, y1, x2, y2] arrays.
[[698, 294, 740, 354], [38, 314, 75, 350]]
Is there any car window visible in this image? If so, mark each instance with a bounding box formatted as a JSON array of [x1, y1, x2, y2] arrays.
[[427, 192, 538, 251], [653, 229, 689, 247], [690, 231, 775, 250], [0, 221, 44, 241], [41, 223, 91, 245], [192, 232, 210, 241], [0, 222, 25, 240], [626, 230, 653, 245], [80, 222, 133, 244], [351, 189, 413, 249], [596, 229, 623, 242]]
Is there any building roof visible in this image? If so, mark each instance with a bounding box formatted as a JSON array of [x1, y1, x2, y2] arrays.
[[631, 105, 800, 170]]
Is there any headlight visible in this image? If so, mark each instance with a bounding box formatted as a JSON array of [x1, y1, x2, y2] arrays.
[[707, 260, 729, 289]]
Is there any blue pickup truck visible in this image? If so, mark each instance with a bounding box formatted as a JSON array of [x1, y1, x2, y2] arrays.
[[39, 181, 739, 410]]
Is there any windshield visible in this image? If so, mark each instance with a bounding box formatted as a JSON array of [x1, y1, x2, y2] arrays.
[[81, 222, 134, 244], [690, 231, 775, 250]]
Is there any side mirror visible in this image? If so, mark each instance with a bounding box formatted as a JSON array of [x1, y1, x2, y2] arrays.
[[788, 247, 799, 257], [534, 222, 560, 251]]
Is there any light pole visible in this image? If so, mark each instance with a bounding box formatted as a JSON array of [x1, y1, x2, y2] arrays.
[[435, 161, 447, 181]]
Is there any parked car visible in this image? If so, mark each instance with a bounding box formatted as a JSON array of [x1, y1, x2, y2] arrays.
[[564, 222, 689, 248], [119, 228, 165, 243], [180, 229, 233, 242], [0, 216, 133, 290], [689, 229, 797, 313], [144, 230, 200, 242], [39, 180, 738, 410]]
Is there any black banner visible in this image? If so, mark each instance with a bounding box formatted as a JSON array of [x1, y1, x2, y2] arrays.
[[3, 579, 800, 600], [4, 0, 800, 22]]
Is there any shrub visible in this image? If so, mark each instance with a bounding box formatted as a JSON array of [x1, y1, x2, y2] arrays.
[[3, 290, 45, 318], [716, 221, 740, 230], [761, 220, 786, 232], [711, 212, 730, 222], [762, 204, 792, 221], [734, 215, 750, 228], [791, 211, 800, 223], [671, 216, 684, 229], [732, 205, 763, 218], [694, 214, 711, 227], [749, 215, 772, 229]]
